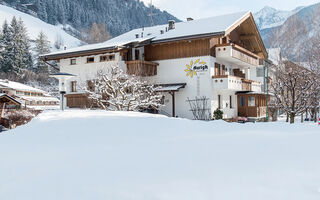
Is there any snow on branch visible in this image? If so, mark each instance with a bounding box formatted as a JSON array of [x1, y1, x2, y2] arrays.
[[82, 66, 163, 112]]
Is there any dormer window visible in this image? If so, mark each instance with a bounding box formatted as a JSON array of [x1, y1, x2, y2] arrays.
[[70, 59, 76, 65], [87, 57, 95, 63]]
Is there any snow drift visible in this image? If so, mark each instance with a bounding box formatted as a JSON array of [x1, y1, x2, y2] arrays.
[[0, 110, 320, 200]]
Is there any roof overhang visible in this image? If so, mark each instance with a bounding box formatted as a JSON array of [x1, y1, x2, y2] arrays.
[[41, 46, 119, 61], [225, 12, 268, 59], [156, 83, 187, 92], [0, 94, 22, 105], [151, 32, 225, 45]]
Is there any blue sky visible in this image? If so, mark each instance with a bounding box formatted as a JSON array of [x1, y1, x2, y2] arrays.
[[141, 0, 320, 20]]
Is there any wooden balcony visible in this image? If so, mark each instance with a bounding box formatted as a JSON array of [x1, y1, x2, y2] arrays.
[[126, 60, 159, 77], [216, 44, 260, 67]]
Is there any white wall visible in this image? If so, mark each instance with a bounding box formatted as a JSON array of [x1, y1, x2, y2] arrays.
[[153, 56, 215, 119], [59, 53, 126, 93]]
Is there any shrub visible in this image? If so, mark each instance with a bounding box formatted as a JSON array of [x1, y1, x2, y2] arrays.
[[213, 109, 223, 120], [2, 109, 41, 129]]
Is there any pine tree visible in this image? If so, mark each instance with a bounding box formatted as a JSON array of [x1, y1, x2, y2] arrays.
[[10, 17, 32, 73], [36, 0, 48, 22], [34, 31, 51, 73], [0, 20, 15, 73]]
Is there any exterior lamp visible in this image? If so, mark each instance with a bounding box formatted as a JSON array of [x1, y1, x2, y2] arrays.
[[50, 73, 75, 111]]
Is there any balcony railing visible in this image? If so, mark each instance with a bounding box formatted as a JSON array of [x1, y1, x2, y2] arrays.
[[213, 75, 261, 92], [126, 60, 159, 77], [216, 44, 260, 67]]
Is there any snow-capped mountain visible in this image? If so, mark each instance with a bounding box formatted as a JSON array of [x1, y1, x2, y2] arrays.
[[254, 6, 304, 30], [0, 4, 82, 50], [260, 2, 320, 62]]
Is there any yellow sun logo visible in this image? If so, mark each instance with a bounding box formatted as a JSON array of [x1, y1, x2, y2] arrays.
[[184, 59, 206, 78]]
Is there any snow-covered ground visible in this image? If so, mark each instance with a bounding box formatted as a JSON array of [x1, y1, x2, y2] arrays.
[[0, 4, 82, 50], [0, 110, 320, 200]]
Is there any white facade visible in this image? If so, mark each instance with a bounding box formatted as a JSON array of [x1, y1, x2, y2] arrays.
[[59, 53, 127, 94], [59, 51, 264, 120], [47, 11, 268, 120]]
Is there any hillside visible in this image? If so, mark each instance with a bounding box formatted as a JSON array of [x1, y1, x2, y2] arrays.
[[0, 110, 319, 200], [0, 4, 82, 50], [3, 0, 180, 38], [259, 3, 320, 61]]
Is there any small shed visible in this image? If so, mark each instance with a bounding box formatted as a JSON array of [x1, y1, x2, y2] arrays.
[[0, 94, 21, 118]]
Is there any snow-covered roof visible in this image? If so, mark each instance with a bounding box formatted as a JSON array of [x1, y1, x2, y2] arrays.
[[19, 96, 59, 102], [156, 83, 187, 92], [0, 80, 45, 93], [44, 11, 250, 58], [0, 93, 22, 104]]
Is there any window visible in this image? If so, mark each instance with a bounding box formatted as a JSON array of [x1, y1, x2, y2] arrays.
[[218, 95, 222, 109], [230, 95, 232, 109], [215, 63, 221, 76], [135, 49, 140, 60], [248, 96, 255, 107], [100, 56, 107, 62], [108, 54, 115, 61], [70, 59, 76, 65], [71, 81, 77, 92], [87, 57, 95, 63], [256, 67, 264, 77], [87, 80, 95, 92], [222, 65, 226, 75], [239, 96, 245, 107]]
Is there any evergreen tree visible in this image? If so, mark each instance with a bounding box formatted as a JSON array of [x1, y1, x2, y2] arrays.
[[0, 20, 15, 73], [34, 31, 50, 73], [10, 17, 32, 73], [36, 0, 48, 22]]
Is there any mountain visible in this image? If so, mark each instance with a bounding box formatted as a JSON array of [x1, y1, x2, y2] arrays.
[[259, 3, 320, 61], [0, 4, 82, 50], [2, 0, 180, 38], [254, 6, 304, 30]]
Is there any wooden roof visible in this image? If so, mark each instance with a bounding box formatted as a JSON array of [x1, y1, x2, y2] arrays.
[[225, 12, 267, 59], [0, 94, 21, 105]]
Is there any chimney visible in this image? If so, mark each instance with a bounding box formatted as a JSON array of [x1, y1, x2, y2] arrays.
[[160, 30, 164, 34], [135, 34, 139, 39], [187, 17, 194, 21], [168, 20, 175, 30]]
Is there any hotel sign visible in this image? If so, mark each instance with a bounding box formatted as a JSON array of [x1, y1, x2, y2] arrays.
[[185, 59, 208, 78]]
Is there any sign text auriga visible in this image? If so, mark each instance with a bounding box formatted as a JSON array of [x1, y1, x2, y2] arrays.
[[185, 59, 208, 78]]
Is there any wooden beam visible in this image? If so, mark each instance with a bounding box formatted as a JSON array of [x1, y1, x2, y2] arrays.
[[240, 34, 256, 40]]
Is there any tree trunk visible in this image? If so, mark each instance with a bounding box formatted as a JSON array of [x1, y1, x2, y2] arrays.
[[315, 110, 318, 123], [286, 113, 289, 123], [301, 113, 303, 123], [290, 113, 295, 124]]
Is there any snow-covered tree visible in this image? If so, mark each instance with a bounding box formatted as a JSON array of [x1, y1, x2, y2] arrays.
[[271, 61, 316, 124], [34, 31, 51, 73], [54, 34, 64, 50], [83, 66, 163, 111], [36, 0, 48, 22], [0, 20, 14, 73], [307, 34, 320, 122]]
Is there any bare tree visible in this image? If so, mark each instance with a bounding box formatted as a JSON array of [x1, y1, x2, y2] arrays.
[[271, 61, 315, 124], [83, 66, 163, 111], [187, 97, 211, 121], [85, 23, 111, 44]]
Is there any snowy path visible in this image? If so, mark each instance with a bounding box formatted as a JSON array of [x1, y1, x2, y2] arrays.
[[0, 110, 319, 200]]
